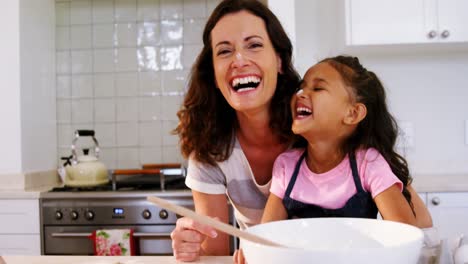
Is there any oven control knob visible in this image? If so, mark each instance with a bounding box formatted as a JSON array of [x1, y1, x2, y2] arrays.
[[55, 210, 63, 220], [142, 209, 151, 219], [85, 210, 94, 220], [159, 209, 169, 219], [70, 211, 79, 220]]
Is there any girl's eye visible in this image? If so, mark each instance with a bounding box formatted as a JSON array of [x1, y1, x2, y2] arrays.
[[314, 87, 324, 91]]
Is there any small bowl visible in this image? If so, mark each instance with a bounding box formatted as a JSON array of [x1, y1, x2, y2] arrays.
[[242, 218, 423, 264]]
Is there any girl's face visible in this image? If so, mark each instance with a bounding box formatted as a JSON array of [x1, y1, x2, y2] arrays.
[[291, 62, 356, 140], [210, 10, 281, 114]]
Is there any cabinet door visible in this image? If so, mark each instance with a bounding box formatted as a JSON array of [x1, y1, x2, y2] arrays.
[[427, 192, 468, 240], [437, 0, 468, 42], [345, 0, 428, 45], [0, 234, 40, 255], [0, 199, 39, 234]]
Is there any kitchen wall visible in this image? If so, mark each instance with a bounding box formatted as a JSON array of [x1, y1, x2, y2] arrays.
[[55, 0, 220, 169], [294, 0, 468, 176], [0, 0, 56, 189]]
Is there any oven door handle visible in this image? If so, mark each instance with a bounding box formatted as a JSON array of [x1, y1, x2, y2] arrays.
[[51, 232, 172, 238]]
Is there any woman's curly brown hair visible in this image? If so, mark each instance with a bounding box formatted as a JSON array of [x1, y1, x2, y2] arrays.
[[174, 0, 300, 165]]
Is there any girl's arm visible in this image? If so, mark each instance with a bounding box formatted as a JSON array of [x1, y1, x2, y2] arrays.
[[407, 184, 433, 228], [374, 184, 417, 226], [261, 193, 288, 223]]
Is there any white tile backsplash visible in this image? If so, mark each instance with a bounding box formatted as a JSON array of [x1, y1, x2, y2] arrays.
[[160, 0, 183, 20], [116, 97, 138, 121], [93, 24, 114, 48], [115, 23, 138, 47], [93, 49, 115, 73], [57, 0, 209, 166], [139, 122, 162, 146], [115, 0, 138, 23], [56, 27, 71, 50], [139, 96, 161, 121], [57, 75, 72, 98], [137, 46, 159, 71], [139, 71, 162, 95], [115, 48, 138, 72], [71, 50, 93, 73], [161, 95, 182, 120], [160, 45, 183, 71], [92, 0, 114, 24], [137, 0, 160, 22], [94, 73, 115, 97], [72, 74, 93, 98], [115, 72, 138, 96], [71, 25, 92, 49], [56, 2, 71, 26], [160, 20, 183, 45], [183, 0, 206, 19], [72, 99, 94, 123], [94, 98, 116, 122], [57, 99, 72, 124], [56, 51, 71, 74], [70, 0, 92, 25], [116, 122, 139, 146], [117, 147, 140, 168], [137, 22, 160, 46]]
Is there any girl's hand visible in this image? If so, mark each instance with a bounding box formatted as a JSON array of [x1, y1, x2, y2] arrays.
[[171, 216, 218, 262], [233, 248, 247, 264]]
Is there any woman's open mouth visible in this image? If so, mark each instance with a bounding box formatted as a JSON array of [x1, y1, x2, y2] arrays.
[[230, 76, 261, 93]]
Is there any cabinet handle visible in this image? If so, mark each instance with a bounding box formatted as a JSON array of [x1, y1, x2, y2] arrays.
[[431, 197, 440, 206], [427, 30, 437, 39], [441, 30, 450, 39]]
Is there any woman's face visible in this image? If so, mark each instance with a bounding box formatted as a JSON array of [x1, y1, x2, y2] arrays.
[[291, 62, 355, 139], [210, 10, 281, 113]]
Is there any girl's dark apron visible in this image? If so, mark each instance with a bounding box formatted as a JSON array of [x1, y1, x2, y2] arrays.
[[283, 152, 378, 219]]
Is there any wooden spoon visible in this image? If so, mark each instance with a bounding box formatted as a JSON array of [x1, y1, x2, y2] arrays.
[[147, 195, 285, 248]]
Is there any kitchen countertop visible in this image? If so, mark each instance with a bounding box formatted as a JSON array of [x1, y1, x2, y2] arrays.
[[0, 174, 467, 199], [1, 256, 232, 264]]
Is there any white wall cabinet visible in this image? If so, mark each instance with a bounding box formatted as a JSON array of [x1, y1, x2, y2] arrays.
[[0, 199, 40, 255], [427, 192, 468, 240], [345, 0, 468, 45]]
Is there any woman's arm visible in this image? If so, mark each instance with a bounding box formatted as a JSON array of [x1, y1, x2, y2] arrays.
[[192, 190, 231, 255], [374, 184, 417, 226], [407, 184, 433, 228], [261, 193, 288, 223], [171, 190, 229, 262]]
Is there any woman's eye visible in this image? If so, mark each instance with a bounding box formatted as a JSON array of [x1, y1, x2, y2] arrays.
[[216, 49, 231, 56], [248, 42, 263, 49]]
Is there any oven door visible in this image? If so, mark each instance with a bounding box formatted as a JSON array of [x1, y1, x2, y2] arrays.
[[43, 225, 174, 255]]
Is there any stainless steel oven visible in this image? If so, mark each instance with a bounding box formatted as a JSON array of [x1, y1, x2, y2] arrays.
[[40, 170, 237, 255], [40, 191, 194, 255]]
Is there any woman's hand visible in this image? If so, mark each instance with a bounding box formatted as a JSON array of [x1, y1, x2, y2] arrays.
[[233, 248, 247, 264], [171, 216, 218, 262]]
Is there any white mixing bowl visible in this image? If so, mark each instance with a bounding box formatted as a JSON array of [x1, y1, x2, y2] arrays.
[[242, 218, 423, 264]]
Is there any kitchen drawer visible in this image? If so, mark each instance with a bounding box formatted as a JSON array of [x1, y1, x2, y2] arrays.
[[0, 199, 39, 234], [0, 234, 40, 255]]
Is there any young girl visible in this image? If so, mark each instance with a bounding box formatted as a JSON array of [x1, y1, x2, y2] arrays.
[[262, 55, 417, 224]]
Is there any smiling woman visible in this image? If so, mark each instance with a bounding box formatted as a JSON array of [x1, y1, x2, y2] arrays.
[[171, 0, 300, 262]]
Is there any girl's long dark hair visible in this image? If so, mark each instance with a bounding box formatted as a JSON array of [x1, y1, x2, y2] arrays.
[[322, 56, 414, 214], [174, 0, 300, 165]]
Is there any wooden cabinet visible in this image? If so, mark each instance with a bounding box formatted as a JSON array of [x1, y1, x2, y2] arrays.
[[427, 192, 468, 240], [345, 0, 468, 45], [0, 199, 40, 255]]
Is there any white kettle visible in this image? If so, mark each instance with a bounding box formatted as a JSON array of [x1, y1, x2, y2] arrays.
[[60, 130, 109, 187]]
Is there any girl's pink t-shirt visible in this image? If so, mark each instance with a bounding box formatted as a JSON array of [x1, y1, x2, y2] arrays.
[[270, 148, 403, 209]]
